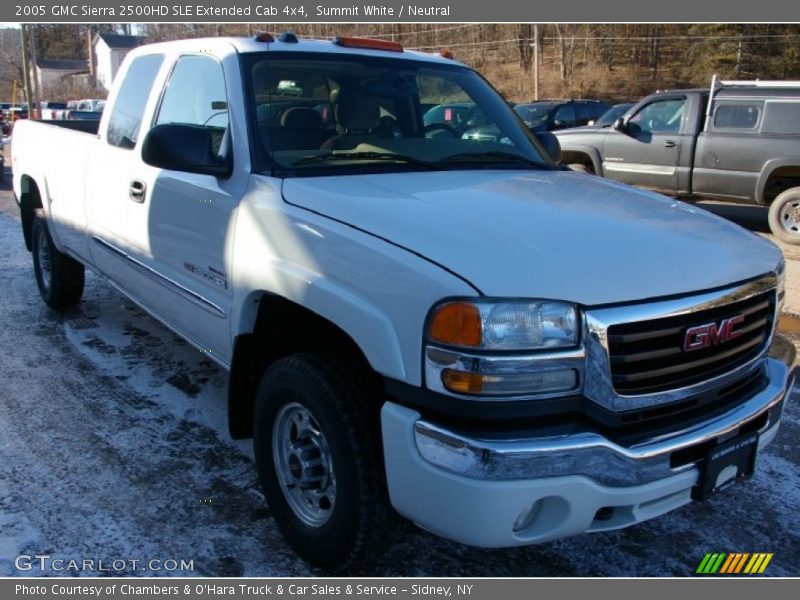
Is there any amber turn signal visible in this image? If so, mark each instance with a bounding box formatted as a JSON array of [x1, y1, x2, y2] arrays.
[[441, 369, 484, 394], [428, 302, 482, 347]]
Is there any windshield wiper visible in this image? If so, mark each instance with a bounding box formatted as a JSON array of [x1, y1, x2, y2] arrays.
[[440, 151, 551, 169], [293, 151, 444, 170]]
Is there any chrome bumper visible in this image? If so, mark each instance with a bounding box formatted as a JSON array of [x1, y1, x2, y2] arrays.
[[413, 336, 795, 487]]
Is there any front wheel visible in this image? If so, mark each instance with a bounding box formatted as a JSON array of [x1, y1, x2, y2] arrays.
[[253, 354, 390, 570], [31, 211, 85, 308], [768, 187, 800, 245], [568, 163, 594, 174]]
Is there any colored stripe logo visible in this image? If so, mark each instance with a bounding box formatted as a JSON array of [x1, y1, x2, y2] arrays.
[[696, 553, 773, 574]]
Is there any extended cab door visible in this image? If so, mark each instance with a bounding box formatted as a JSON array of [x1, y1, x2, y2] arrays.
[[86, 53, 166, 285], [693, 99, 765, 200], [603, 95, 691, 194]]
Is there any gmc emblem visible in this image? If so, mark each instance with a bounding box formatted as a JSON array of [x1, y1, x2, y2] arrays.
[[683, 315, 745, 351]]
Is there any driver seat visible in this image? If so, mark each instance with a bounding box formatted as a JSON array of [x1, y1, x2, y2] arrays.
[[320, 90, 383, 151]]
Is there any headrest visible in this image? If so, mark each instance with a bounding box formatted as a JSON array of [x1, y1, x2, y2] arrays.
[[281, 107, 323, 128], [334, 92, 381, 133]]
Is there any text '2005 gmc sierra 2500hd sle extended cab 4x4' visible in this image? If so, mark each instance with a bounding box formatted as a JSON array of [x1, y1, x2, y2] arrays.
[[12, 34, 797, 570]]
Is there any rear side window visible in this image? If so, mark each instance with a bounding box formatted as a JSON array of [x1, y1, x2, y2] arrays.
[[762, 102, 800, 135], [106, 54, 164, 149], [574, 103, 592, 123], [713, 103, 761, 129], [553, 104, 576, 126]]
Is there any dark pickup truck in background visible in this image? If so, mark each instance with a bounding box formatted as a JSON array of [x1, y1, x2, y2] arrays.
[[555, 76, 800, 243]]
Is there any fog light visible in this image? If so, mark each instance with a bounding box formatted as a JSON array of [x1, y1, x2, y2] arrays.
[[442, 368, 577, 396], [513, 500, 543, 533]]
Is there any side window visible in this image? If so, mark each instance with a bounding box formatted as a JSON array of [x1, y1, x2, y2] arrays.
[[553, 104, 576, 126], [574, 103, 592, 124], [629, 98, 686, 133], [712, 103, 761, 130], [106, 54, 164, 149], [762, 102, 800, 135], [156, 55, 229, 131], [419, 73, 472, 131]]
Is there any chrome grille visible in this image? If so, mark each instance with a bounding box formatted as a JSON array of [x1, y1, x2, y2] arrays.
[[607, 289, 775, 395]]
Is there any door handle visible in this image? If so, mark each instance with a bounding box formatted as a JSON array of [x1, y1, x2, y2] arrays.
[[664, 140, 677, 148], [129, 180, 146, 203]]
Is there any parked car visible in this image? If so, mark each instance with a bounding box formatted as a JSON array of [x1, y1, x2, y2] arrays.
[[462, 99, 611, 142], [555, 76, 800, 243], [75, 98, 105, 112], [38, 101, 69, 120], [514, 99, 610, 131], [12, 36, 795, 570], [422, 102, 489, 136]]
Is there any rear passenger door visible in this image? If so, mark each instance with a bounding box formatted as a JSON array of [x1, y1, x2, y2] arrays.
[[87, 53, 165, 284], [693, 100, 764, 200]]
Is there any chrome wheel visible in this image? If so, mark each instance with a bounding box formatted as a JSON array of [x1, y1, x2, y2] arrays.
[[37, 230, 52, 292], [780, 200, 800, 234], [272, 402, 336, 527]]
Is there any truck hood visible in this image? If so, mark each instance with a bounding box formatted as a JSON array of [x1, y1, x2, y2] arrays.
[[281, 170, 781, 306]]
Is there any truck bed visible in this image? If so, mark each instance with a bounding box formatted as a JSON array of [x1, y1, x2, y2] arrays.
[[36, 119, 100, 135]]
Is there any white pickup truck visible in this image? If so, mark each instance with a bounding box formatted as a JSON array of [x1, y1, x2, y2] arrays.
[[12, 34, 796, 570]]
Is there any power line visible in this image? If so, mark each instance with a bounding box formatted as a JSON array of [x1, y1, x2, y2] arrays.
[[366, 24, 476, 39], [409, 34, 800, 52], [409, 38, 528, 51]]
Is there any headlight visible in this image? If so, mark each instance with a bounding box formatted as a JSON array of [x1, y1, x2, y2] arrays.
[[425, 299, 583, 399], [427, 300, 578, 351]]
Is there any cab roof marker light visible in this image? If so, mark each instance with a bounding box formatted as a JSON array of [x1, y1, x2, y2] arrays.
[[278, 32, 299, 43], [439, 49, 454, 59], [254, 32, 274, 43], [332, 36, 404, 53]]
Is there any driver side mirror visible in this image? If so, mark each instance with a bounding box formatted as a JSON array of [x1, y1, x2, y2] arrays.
[[534, 131, 561, 163], [142, 123, 231, 178], [612, 117, 627, 132]]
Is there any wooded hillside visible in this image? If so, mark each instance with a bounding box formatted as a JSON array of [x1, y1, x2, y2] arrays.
[[2, 23, 800, 102]]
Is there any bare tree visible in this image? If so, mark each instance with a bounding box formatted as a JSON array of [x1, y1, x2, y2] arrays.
[[0, 28, 23, 99], [554, 24, 578, 83]]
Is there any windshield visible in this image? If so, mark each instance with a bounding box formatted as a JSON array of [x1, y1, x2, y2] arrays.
[[243, 52, 550, 175], [513, 103, 555, 128]]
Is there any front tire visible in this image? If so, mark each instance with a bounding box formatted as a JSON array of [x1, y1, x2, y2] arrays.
[[568, 163, 594, 174], [31, 211, 85, 308], [253, 354, 390, 570], [768, 187, 800, 245]]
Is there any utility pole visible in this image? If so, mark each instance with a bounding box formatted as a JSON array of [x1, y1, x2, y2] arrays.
[[20, 25, 34, 115], [28, 26, 41, 114], [531, 25, 539, 101]]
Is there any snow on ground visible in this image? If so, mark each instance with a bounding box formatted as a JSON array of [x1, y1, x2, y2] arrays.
[[0, 195, 798, 576]]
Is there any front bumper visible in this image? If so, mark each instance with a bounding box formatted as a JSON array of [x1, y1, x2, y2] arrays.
[[381, 336, 796, 548]]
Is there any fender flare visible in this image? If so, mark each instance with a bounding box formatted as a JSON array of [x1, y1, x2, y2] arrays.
[[232, 272, 407, 383], [558, 144, 605, 176], [756, 157, 800, 204]]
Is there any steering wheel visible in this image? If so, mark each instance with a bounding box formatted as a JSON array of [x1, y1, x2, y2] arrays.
[[424, 123, 460, 139]]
